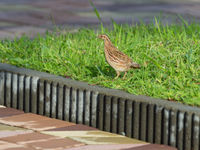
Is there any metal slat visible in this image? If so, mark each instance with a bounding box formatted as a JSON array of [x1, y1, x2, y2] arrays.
[[71, 88, 77, 123], [11, 74, 18, 109], [169, 110, 177, 148], [57, 84, 63, 120], [51, 82, 57, 118], [63, 86, 70, 121], [24, 76, 30, 112], [184, 113, 192, 150], [0, 72, 5, 105], [97, 94, 104, 130], [155, 105, 163, 144], [5, 72, 11, 107], [192, 115, 200, 150], [177, 111, 184, 150], [118, 99, 125, 135], [44, 82, 51, 117], [30, 76, 39, 113], [125, 100, 133, 138], [77, 89, 84, 124], [147, 104, 155, 143], [18, 75, 25, 110], [133, 102, 140, 139], [91, 92, 98, 128], [140, 103, 147, 141], [38, 80, 44, 115], [162, 108, 170, 145], [84, 90, 91, 126], [111, 97, 118, 134], [104, 96, 111, 132]]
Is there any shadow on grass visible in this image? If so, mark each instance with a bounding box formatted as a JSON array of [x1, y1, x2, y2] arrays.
[[85, 65, 116, 78]]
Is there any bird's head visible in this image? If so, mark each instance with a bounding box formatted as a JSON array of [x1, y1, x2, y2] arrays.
[[98, 34, 110, 41]]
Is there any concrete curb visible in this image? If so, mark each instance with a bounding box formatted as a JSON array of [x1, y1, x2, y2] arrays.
[[0, 63, 199, 150]]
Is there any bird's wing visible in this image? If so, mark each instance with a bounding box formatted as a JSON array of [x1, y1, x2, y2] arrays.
[[110, 46, 133, 64]]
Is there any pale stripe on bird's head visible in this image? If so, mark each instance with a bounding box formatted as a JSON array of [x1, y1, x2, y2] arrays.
[[98, 34, 111, 42]]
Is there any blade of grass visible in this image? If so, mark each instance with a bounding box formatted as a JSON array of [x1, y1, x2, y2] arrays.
[[154, 17, 163, 39], [88, 0, 104, 32], [177, 14, 188, 27]]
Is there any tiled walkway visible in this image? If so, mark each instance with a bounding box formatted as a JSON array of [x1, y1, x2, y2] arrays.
[[0, 105, 176, 150], [0, 0, 200, 39]]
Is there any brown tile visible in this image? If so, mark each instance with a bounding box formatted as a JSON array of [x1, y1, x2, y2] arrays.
[[69, 136, 146, 145], [28, 118, 76, 131], [0, 123, 25, 131], [66, 144, 148, 150], [0, 130, 33, 138], [0, 140, 33, 150], [0, 108, 24, 118], [0, 31, 16, 39], [122, 144, 177, 150], [0, 113, 75, 131], [5, 147, 36, 150], [28, 138, 84, 149], [46, 124, 97, 131], [1, 132, 84, 149], [4, 26, 47, 39], [0, 132, 53, 143]]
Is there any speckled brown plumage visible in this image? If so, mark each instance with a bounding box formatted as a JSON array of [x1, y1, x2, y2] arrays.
[[98, 34, 140, 79]]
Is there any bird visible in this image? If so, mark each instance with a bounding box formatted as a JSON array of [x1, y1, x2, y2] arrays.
[[98, 34, 140, 79]]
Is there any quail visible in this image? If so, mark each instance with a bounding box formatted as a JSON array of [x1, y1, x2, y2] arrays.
[[98, 34, 140, 79]]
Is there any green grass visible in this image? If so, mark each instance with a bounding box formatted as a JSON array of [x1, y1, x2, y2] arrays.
[[0, 21, 200, 106]]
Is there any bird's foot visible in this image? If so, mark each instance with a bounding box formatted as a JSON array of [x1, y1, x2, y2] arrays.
[[114, 76, 119, 79], [122, 72, 127, 80], [114, 71, 120, 79]]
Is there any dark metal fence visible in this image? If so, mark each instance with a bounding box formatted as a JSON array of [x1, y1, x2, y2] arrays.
[[0, 63, 199, 150]]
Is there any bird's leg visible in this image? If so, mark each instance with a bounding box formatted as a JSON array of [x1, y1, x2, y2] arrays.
[[122, 72, 127, 79], [115, 71, 120, 79]]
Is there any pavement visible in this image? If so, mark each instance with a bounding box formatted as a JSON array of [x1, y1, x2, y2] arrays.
[[0, 0, 200, 39], [0, 105, 176, 150]]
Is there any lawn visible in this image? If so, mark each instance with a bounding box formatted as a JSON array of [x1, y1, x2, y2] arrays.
[[0, 21, 199, 106]]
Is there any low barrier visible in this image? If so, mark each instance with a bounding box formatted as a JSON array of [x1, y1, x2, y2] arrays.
[[0, 63, 199, 150]]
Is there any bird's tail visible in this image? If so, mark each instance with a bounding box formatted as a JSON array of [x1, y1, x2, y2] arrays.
[[131, 62, 140, 69]]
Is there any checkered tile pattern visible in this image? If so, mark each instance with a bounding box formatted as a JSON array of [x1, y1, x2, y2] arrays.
[[0, 106, 176, 150]]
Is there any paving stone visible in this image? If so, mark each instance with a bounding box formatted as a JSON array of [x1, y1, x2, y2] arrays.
[[42, 130, 127, 138], [5, 148, 35, 150], [0, 123, 33, 139], [0, 132, 54, 143], [0, 12, 50, 26], [0, 107, 24, 118], [27, 138, 84, 149], [66, 144, 148, 150], [122, 144, 177, 150], [66, 144, 177, 150], [0, 130, 33, 138], [0, 0, 199, 40], [0, 21, 16, 27], [45, 124, 98, 131], [42, 131, 146, 145], [0, 140, 30, 150], [0, 31, 16, 39], [69, 137, 146, 145], [0, 113, 75, 131], [4, 26, 47, 38], [0, 132, 84, 150], [0, 124, 25, 131]]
